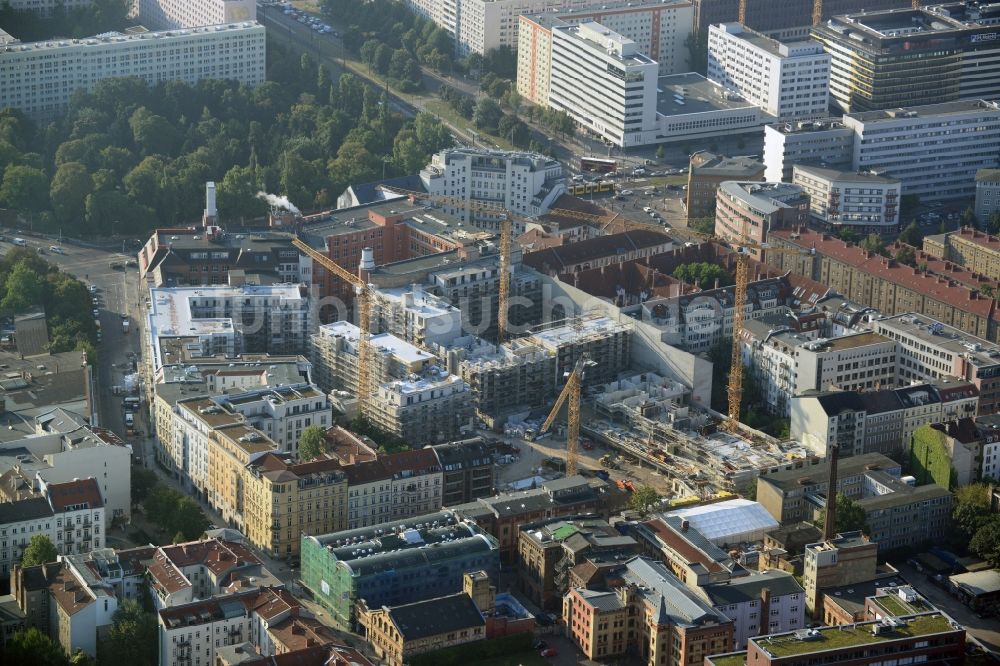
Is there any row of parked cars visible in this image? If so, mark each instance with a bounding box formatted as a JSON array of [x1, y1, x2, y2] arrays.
[[269, 1, 338, 35]]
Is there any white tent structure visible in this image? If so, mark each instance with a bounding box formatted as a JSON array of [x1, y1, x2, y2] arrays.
[[665, 498, 778, 546]]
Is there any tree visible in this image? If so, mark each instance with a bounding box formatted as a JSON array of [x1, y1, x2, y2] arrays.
[[684, 31, 708, 74], [990, 211, 1000, 236], [838, 227, 858, 243], [628, 485, 661, 515], [21, 534, 58, 567], [860, 233, 885, 255], [814, 493, 869, 535], [897, 221, 924, 247], [900, 194, 920, 218], [128, 107, 179, 157], [218, 164, 266, 221], [3, 627, 68, 666], [172, 497, 210, 540], [131, 468, 158, 506], [953, 483, 994, 540], [97, 599, 158, 666], [172, 531, 186, 544], [0, 164, 48, 213], [473, 98, 502, 132], [50, 162, 93, 224], [2, 260, 44, 313], [970, 516, 1000, 569], [962, 206, 978, 228], [893, 245, 916, 267], [373, 43, 393, 75], [672, 262, 733, 287], [298, 425, 328, 461]]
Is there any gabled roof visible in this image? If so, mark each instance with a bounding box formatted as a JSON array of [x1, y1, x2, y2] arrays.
[[524, 229, 671, 272], [380, 448, 441, 478], [0, 496, 54, 523], [703, 570, 804, 606], [386, 592, 485, 640], [46, 478, 103, 511]]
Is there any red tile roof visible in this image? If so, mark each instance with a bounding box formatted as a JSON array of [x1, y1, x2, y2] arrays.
[[889, 242, 1000, 291], [524, 229, 672, 273], [946, 226, 1000, 252], [643, 518, 725, 574], [46, 478, 103, 511], [380, 448, 441, 478], [772, 228, 1000, 320]]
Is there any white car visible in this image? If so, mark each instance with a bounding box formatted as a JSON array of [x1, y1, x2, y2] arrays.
[[48, 245, 64, 254]]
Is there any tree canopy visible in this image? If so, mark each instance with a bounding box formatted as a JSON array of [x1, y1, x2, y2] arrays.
[[628, 486, 661, 515], [143, 486, 210, 541], [814, 493, 869, 535], [1, 627, 69, 666], [672, 262, 733, 288], [97, 599, 157, 666], [298, 425, 328, 461], [21, 534, 58, 567]]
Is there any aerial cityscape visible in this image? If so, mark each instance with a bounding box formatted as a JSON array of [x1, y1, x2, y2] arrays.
[[0, 0, 999, 664]]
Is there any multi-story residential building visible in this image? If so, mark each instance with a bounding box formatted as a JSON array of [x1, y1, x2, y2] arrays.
[[206, 423, 278, 529], [300, 511, 501, 629], [311, 321, 436, 395], [767, 227, 1000, 341], [516, 515, 638, 610], [626, 516, 739, 590], [138, 225, 310, 289], [792, 166, 901, 234], [0, 22, 265, 120], [375, 285, 464, 348], [975, 169, 1000, 225], [707, 23, 830, 120], [358, 592, 487, 666], [342, 460, 392, 530], [243, 453, 348, 558], [790, 382, 979, 457], [564, 556, 734, 664], [923, 226, 1000, 282], [211, 385, 330, 457], [0, 479, 105, 581], [874, 312, 1000, 415], [381, 449, 443, 521], [517, 1, 693, 106], [146, 284, 313, 374], [762, 119, 854, 183], [368, 368, 474, 447], [451, 476, 609, 561], [526, 316, 631, 387], [430, 438, 495, 505], [418, 148, 566, 232], [812, 6, 1000, 113], [0, 427, 131, 528], [685, 152, 765, 226], [135, 0, 256, 30], [714, 182, 810, 260], [706, 612, 965, 666], [701, 570, 805, 650], [523, 229, 673, 275]]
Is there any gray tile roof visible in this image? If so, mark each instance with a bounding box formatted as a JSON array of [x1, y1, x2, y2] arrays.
[[704, 571, 804, 607], [387, 592, 485, 640], [0, 496, 54, 524]]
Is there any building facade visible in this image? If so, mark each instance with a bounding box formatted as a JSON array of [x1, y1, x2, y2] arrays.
[[976, 169, 1000, 225], [135, 0, 256, 30], [792, 165, 900, 233], [0, 22, 265, 120], [714, 182, 809, 260], [707, 23, 830, 120], [686, 152, 765, 226], [762, 119, 854, 183]]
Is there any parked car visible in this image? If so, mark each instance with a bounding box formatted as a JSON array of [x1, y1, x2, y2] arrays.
[[49, 245, 65, 254], [540, 648, 558, 658]]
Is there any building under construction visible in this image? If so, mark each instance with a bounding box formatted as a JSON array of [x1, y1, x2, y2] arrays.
[[525, 316, 632, 387]]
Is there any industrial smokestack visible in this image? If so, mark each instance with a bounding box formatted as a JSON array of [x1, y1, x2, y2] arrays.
[[823, 444, 839, 541]]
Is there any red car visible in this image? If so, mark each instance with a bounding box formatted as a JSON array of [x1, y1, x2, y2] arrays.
[[540, 648, 558, 658]]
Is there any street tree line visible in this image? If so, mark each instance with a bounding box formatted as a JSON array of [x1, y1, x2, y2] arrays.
[[0, 40, 453, 236]]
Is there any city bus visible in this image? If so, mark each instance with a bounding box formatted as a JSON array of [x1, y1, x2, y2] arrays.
[[580, 156, 618, 173]]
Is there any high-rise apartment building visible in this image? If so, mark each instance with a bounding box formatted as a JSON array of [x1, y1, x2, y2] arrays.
[[133, 0, 256, 30], [0, 22, 265, 120], [707, 23, 830, 120], [811, 6, 1000, 113]]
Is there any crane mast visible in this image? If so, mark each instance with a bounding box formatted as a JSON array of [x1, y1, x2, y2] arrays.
[[539, 353, 594, 476]]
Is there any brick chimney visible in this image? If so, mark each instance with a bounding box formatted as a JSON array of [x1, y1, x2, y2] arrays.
[[759, 587, 772, 637]]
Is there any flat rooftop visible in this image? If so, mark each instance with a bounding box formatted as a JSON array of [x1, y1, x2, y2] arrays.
[[846, 99, 1000, 124], [875, 313, 1000, 369], [751, 613, 957, 657], [817, 331, 891, 352], [317, 321, 435, 365], [528, 316, 629, 350], [656, 73, 757, 117], [378, 286, 460, 319], [0, 21, 260, 54], [767, 118, 847, 135], [554, 22, 656, 67]]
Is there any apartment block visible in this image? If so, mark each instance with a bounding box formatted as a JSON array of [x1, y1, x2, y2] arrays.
[[792, 166, 900, 234], [0, 428, 130, 528], [873, 312, 1000, 415], [707, 24, 830, 120], [369, 368, 474, 447], [923, 226, 1000, 283], [300, 511, 500, 628], [430, 438, 495, 505], [701, 570, 805, 650], [766, 227, 1000, 341], [975, 169, 1000, 224], [526, 316, 631, 387], [762, 120, 854, 183], [812, 6, 1000, 113], [419, 148, 566, 232], [146, 284, 313, 373], [790, 382, 979, 457], [523, 229, 673, 276], [4, 0, 95, 15], [443, 337, 556, 423], [516, 515, 638, 611], [134, 0, 256, 30], [564, 556, 734, 664], [706, 612, 965, 666], [517, 0, 693, 105], [714, 182, 809, 261], [0, 479, 105, 581], [205, 422, 278, 530], [311, 320, 435, 393], [375, 285, 464, 348], [686, 152, 765, 226], [380, 449, 443, 522], [802, 531, 879, 615], [243, 453, 349, 558], [138, 226, 310, 289], [212, 385, 330, 457], [0, 22, 265, 120]]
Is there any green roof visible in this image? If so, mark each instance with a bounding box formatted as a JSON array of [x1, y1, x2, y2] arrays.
[[708, 652, 747, 666], [754, 614, 957, 658], [550, 524, 580, 541], [872, 593, 931, 617]]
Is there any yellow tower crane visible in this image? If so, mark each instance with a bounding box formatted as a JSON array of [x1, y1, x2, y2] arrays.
[[291, 237, 376, 414], [538, 353, 596, 477]]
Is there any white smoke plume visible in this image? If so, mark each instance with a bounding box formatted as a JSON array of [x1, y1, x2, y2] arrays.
[[256, 191, 301, 215]]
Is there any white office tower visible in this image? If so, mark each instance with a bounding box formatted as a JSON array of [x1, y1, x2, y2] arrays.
[[708, 23, 830, 120], [549, 22, 659, 148]]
